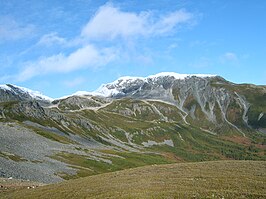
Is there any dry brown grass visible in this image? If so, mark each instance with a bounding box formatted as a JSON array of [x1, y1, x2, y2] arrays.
[[222, 135, 266, 150], [1, 160, 265, 199]]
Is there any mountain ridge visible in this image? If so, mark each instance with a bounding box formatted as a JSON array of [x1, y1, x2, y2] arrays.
[[1, 72, 219, 100], [0, 84, 53, 102], [0, 72, 265, 184], [1, 72, 265, 101]]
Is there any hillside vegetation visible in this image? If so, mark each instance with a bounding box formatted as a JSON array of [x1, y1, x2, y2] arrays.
[[0, 75, 265, 184], [1, 160, 265, 199]]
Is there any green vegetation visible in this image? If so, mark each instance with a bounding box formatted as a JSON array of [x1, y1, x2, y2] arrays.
[[0, 84, 265, 190], [51, 151, 174, 179], [32, 129, 74, 144], [210, 81, 266, 129], [57, 96, 102, 111], [0, 151, 27, 162], [2, 161, 265, 199]]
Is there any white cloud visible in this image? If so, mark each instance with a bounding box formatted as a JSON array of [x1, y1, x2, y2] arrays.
[[10, 3, 195, 82], [0, 16, 35, 42], [37, 32, 66, 46], [17, 44, 117, 81], [167, 43, 179, 52], [151, 9, 193, 34], [81, 4, 193, 40], [221, 52, 238, 62]]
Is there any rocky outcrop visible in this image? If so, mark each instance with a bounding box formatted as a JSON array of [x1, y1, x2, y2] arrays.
[[0, 73, 265, 184], [0, 84, 52, 104]]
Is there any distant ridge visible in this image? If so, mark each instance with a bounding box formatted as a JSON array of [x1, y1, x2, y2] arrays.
[[0, 84, 53, 102]]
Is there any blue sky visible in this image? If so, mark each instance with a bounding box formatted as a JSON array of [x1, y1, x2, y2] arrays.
[[0, 0, 265, 98]]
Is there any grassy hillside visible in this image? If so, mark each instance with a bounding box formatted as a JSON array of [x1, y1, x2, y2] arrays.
[[1, 160, 265, 199], [0, 80, 265, 184], [0, 98, 265, 182]]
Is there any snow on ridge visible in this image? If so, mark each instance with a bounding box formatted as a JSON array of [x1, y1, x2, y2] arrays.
[[14, 85, 53, 101], [0, 84, 53, 101], [55, 90, 106, 100], [100, 72, 216, 87], [94, 85, 120, 97], [2, 72, 218, 100], [105, 72, 216, 86], [73, 91, 94, 96], [147, 72, 216, 79], [111, 76, 146, 86], [54, 91, 91, 100], [117, 76, 145, 81], [0, 84, 12, 91], [92, 72, 217, 97], [59, 72, 217, 98]]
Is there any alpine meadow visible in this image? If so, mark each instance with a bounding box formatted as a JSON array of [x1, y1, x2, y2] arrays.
[[0, 1, 265, 199]]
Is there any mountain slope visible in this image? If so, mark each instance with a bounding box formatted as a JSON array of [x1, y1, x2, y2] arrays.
[[2, 161, 265, 199], [0, 84, 52, 103], [0, 73, 265, 184], [97, 73, 266, 131]]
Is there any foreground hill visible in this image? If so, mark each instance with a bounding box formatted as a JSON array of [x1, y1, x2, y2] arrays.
[[0, 73, 265, 183], [1, 161, 265, 199]]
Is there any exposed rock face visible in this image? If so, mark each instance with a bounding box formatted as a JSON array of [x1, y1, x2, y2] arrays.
[[1, 73, 265, 131], [52, 95, 111, 111], [0, 84, 52, 104], [97, 75, 258, 128], [0, 73, 265, 184]]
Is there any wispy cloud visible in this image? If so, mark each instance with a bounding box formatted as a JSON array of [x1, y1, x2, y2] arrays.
[[220, 52, 238, 63], [0, 16, 35, 42], [81, 4, 194, 40], [37, 32, 66, 46], [151, 9, 194, 34], [12, 3, 195, 82], [17, 45, 117, 81]]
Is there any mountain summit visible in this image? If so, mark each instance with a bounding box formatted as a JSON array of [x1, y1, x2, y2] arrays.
[[94, 72, 217, 97], [0, 84, 53, 102], [0, 73, 265, 183]]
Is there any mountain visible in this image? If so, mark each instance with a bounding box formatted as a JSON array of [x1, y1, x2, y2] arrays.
[[94, 72, 217, 97], [0, 73, 265, 184], [0, 84, 53, 103], [2, 161, 265, 199]]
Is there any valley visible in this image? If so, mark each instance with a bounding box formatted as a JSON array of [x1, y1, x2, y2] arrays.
[[0, 73, 265, 197], [1, 161, 265, 199]]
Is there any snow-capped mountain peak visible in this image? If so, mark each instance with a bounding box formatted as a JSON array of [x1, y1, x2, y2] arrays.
[[0, 84, 53, 102], [147, 72, 216, 79], [0, 84, 12, 91], [22, 72, 217, 100], [92, 72, 217, 97]]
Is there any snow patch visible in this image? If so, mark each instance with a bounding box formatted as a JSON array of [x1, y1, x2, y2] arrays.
[[147, 72, 216, 80], [94, 85, 120, 97], [15, 85, 53, 101], [0, 84, 53, 101], [142, 139, 174, 147], [54, 72, 217, 99], [258, 113, 264, 121], [56, 91, 95, 100], [93, 72, 217, 97], [0, 84, 12, 91]]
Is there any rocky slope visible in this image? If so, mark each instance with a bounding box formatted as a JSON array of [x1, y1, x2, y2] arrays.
[[0, 84, 52, 104], [3, 161, 265, 199], [0, 73, 265, 183]]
